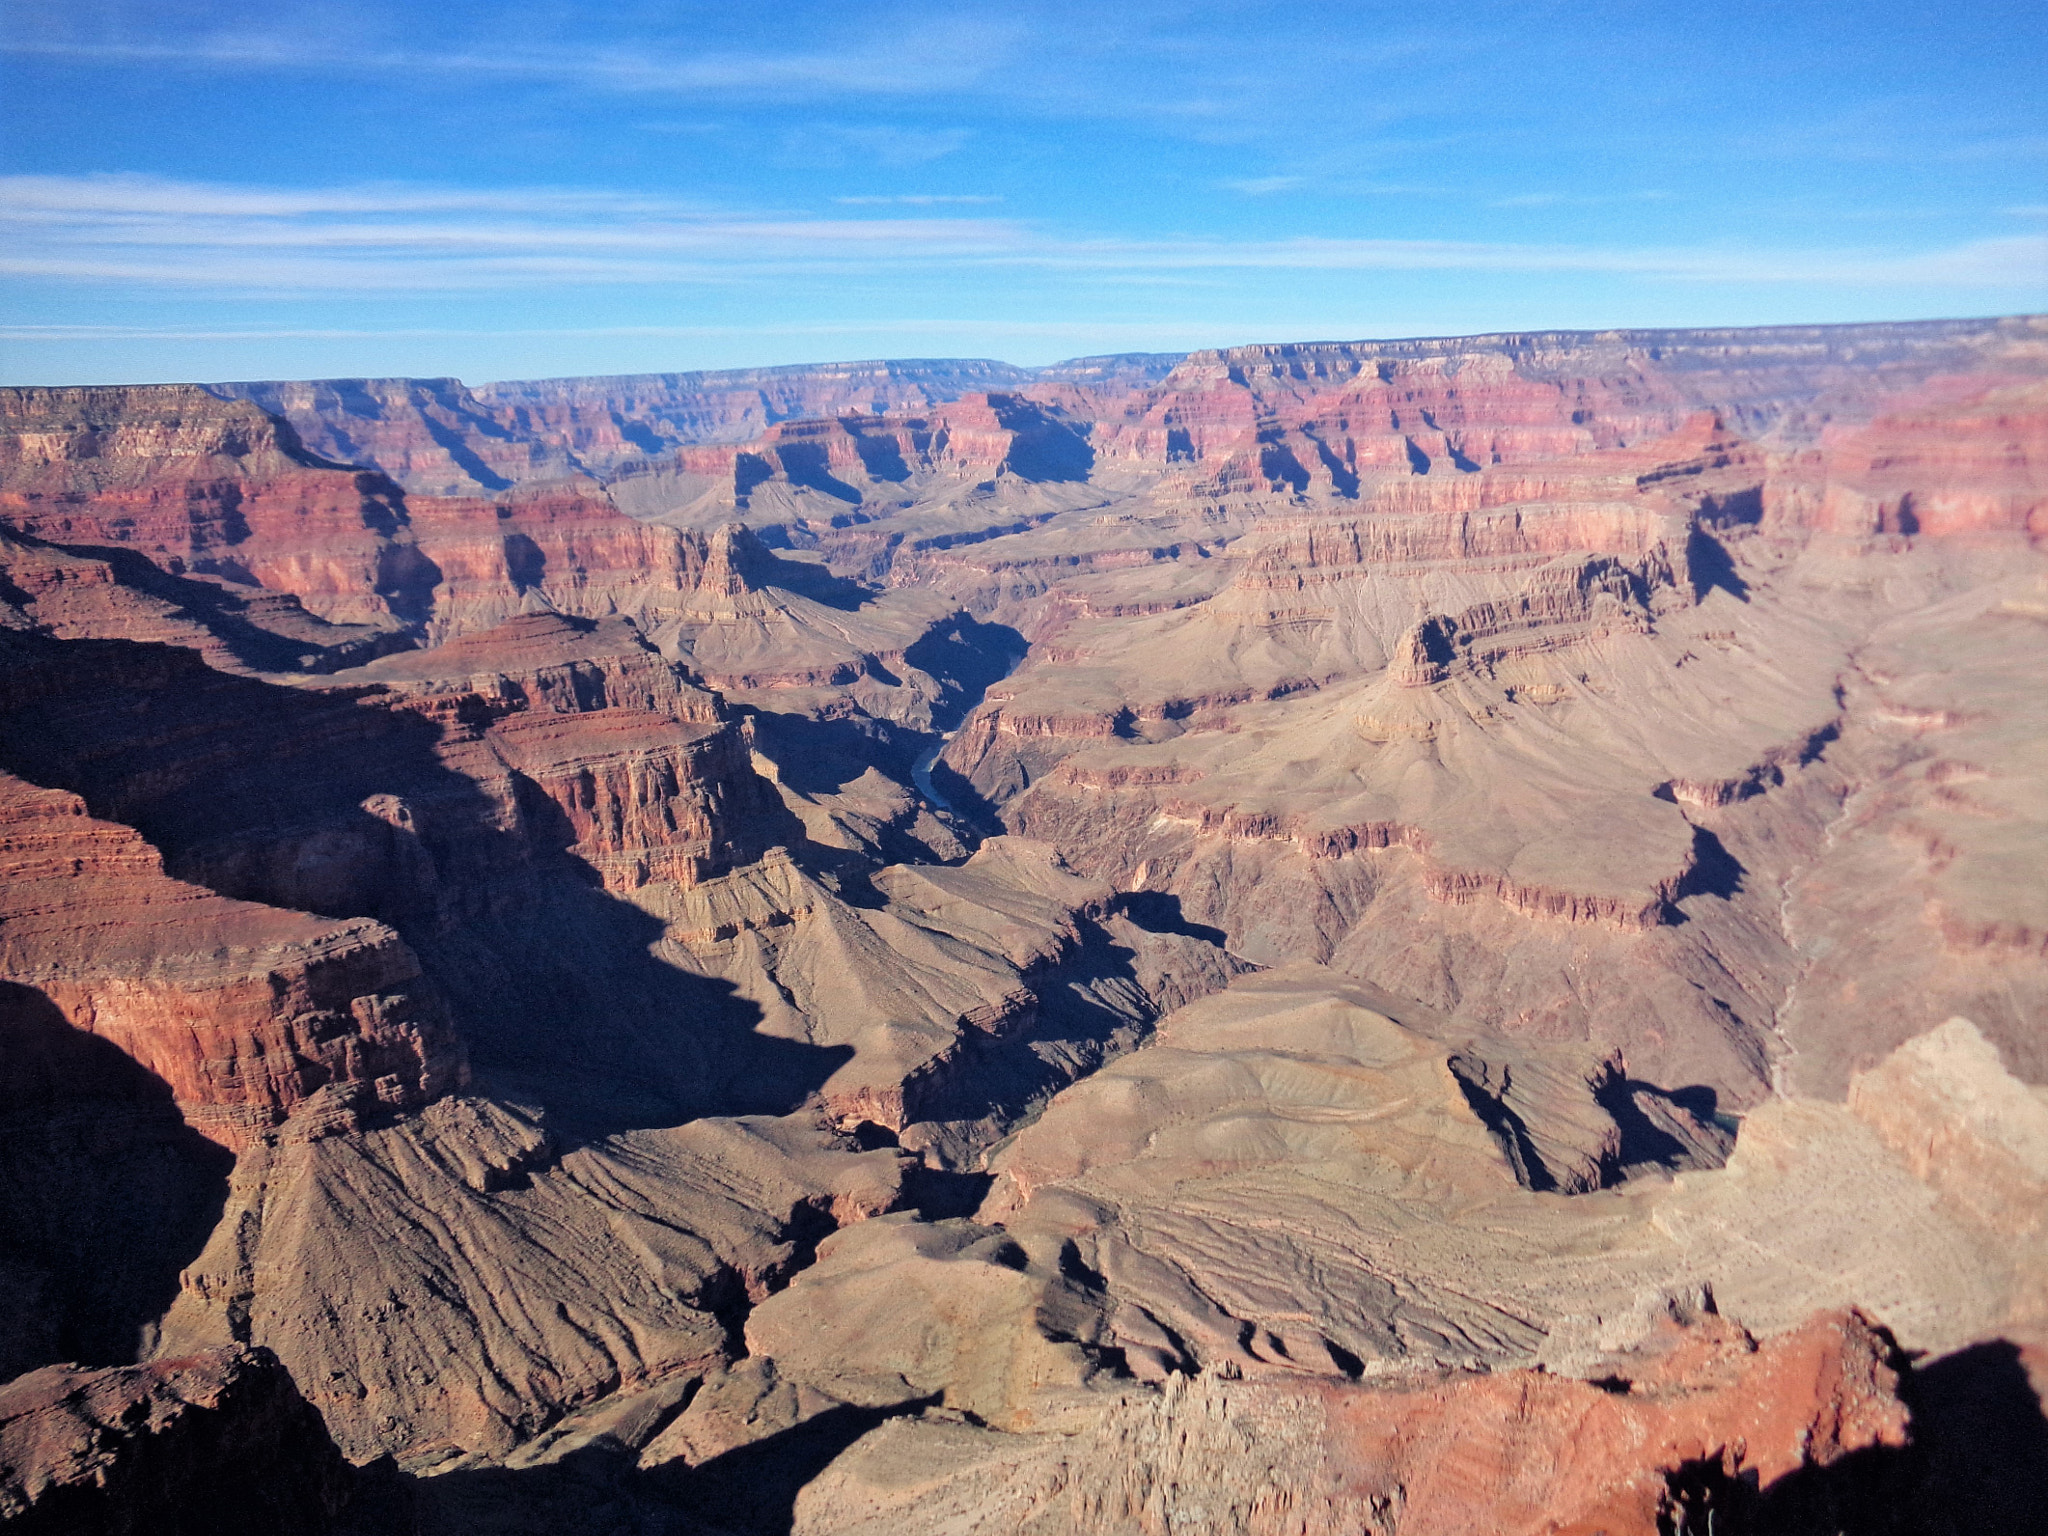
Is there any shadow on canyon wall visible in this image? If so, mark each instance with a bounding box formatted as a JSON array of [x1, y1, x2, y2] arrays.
[[1665, 1335, 2048, 1535], [408, 1397, 933, 1536], [0, 630, 852, 1141], [0, 980, 234, 1378], [398, 1339, 2048, 1536]]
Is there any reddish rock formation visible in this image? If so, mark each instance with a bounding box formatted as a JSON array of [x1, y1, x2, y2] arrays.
[[400, 479, 710, 637], [0, 1346, 355, 1535], [1309, 1308, 1909, 1535], [212, 357, 1154, 494], [0, 386, 726, 644], [0, 768, 465, 1150], [790, 1308, 1911, 1536], [1798, 377, 2048, 539], [0, 385, 430, 629], [340, 610, 725, 727]]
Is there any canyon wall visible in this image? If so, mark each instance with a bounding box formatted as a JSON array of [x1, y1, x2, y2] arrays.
[[1, 315, 2044, 1532]]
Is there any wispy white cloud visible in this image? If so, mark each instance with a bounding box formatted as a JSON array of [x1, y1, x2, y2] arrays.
[[832, 195, 1004, 206], [3, 174, 2041, 295], [1, 16, 1022, 98], [0, 175, 1021, 290], [1222, 176, 1308, 196], [1487, 190, 1676, 209], [0, 319, 1205, 344], [788, 125, 974, 166]]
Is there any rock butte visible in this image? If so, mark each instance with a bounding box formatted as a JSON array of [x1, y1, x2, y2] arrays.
[[1, 316, 2045, 1532]]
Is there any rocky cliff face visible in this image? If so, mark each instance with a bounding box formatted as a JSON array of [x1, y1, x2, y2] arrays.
[[1, 316, 2044, 1533], [0, 386, 726, 642], [0, 758, 465, 1153], [0, 1346, 358, 1535]]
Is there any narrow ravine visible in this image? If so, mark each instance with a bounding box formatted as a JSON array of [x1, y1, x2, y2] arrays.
[[913, 648, 1026, 815]]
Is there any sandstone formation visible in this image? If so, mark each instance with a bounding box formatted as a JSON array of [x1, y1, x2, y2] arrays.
[[1, 315, 2044, 1531], [0, 763, 464, 1152]]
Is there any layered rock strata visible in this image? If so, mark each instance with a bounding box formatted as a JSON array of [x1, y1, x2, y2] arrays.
[[0, 318, 2042, 1530], [0, 768, 464, 1151]]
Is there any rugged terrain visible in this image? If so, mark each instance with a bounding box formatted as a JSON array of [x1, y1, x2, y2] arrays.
[[2, 316, 2045, 1532]]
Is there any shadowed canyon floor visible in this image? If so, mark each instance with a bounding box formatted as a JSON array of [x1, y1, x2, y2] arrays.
[[2, 317, 2046, 1532]]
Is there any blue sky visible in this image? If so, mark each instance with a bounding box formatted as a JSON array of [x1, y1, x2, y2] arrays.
[[2, 1, 2044, 384]]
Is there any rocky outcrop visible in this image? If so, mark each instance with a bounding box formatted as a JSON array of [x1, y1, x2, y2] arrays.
[[790, 1308, 1910, 1536], [970, 973, 2031, 1393], [339, 611, 725, 726], [155, 1098, 903, 1463], [209, 376, 580, 495], [488, 707, 770, 893], [0, 769, 465, 1151], [210, 359, 1175, 497], [0, 386, 726, 642], [0, 526, 411, 675], [1848, 1018, 2048, 1241], [1785, 377, 2048, 539], [0, 1346, 355, 1535], [399, 480, 710, 639]]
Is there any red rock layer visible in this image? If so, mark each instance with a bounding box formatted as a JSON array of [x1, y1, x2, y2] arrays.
[[1784, 378, 2048, 539], [217, 359, 1100, 492], [210, 376, 579, 494], [652, 391, 1093, 502], [401, 480, 710, 636], [0, 386, 428, 629], [487, 708, 767, 893], [1306, 1308, 1910, 1535], [0, 526, 414, 676], [0, 386, 726, 642], [0, 770, 465, 1151], [346, 610, 725, 725], [0, 1346, 354, 1535], [159, 320, 2043, 520]]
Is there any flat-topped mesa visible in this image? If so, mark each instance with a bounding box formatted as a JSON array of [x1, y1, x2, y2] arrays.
[[210, 376, 578, 495], [0, 384, 330, 484], [1089, 349, 1695, 496], [205, 356, 1172, 495], [357, 614, 790, 899], [1234, 503, 1688, 592], [339, 611, 726, 728], [327, 614, 779, 894], [486, 708, 776, 893], [0, 388, 729, 644], [0, 771, 467, 1150], [1078, 320, 2048, 503], [474, 356, 1043, 451], [1388, 553, 1672, 687], [399, 479, 712, 639], [0, 526, 411, 676], [3, 620, 781, 943]]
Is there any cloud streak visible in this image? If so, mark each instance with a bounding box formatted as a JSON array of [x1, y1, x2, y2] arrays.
[[3, 175, 2042, 296], [2, 14, 1021, 98]]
